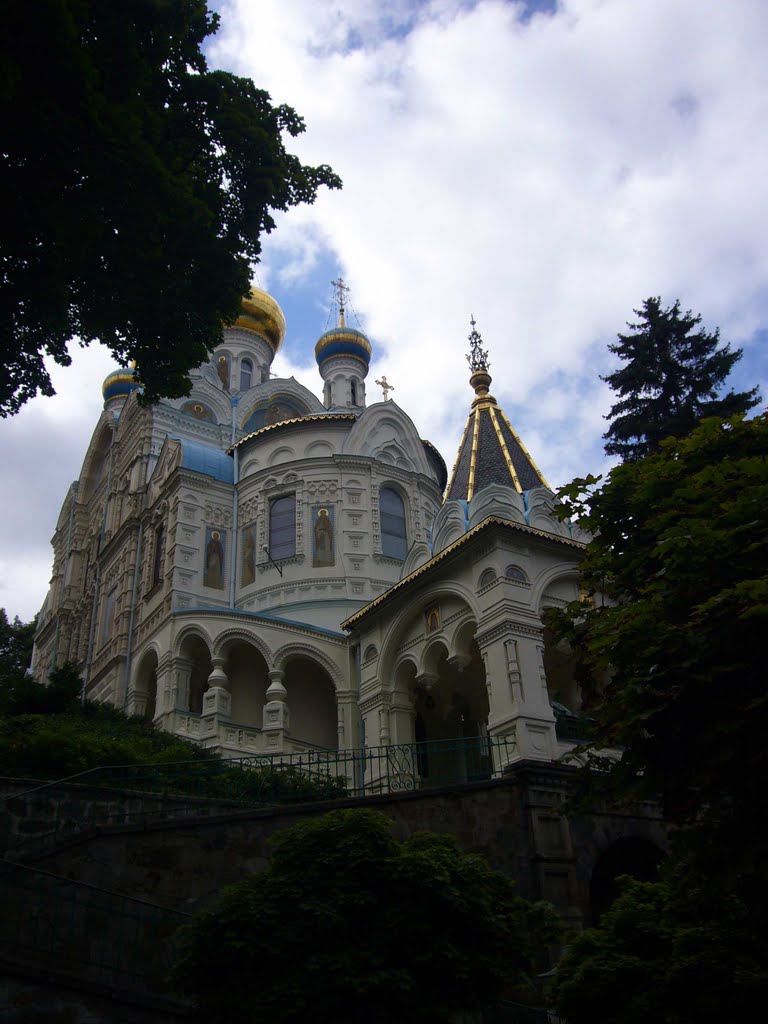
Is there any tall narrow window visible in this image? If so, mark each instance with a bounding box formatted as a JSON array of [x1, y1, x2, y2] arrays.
[[240, 358, 253, 392], [152, 525, 165, 586], [101, 588, 117, 643], [380, 487, 407, 560], [350, 378, 358, 405], [269, 496, 296, 560]]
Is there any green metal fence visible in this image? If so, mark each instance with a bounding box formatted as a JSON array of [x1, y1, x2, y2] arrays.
[[2, 735, 517, 855], [0, 860, 190, 996]]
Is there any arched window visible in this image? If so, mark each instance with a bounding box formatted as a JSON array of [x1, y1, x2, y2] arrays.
[[240, 358, 253, 392], [324, 381, 332, 407], [380, 487, 407, 560], [350, 378, 357, 405], [505, 565, 527, 582], [479, 568, 497, 588], [270, 496, 296, 560]]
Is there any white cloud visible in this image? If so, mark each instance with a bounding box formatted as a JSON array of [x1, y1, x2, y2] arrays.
[[1, 0, 766, 620]]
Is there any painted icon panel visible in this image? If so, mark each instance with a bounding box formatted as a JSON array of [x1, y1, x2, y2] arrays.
[[312, 506, 335, 567]]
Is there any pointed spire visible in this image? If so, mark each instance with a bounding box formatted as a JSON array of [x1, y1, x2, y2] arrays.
[[466, 316, 490, 373], [466, 316, 493, 400], [444, 317, 549, 500]]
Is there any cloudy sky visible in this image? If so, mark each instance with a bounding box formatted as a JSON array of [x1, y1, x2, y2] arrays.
[[2, 0, 767, 622]]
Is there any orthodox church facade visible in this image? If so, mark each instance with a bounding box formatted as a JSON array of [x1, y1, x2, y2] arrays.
[[32, 287, 590, 771]]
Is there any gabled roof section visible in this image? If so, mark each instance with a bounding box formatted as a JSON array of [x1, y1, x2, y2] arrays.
[[445, 319, 549, 500], [341, 514, 585, 631]]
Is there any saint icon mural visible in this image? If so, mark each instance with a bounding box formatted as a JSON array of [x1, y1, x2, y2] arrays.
[[204, 528, 226, 589], [241, 524, 256, 586], [313, 506, 335, 567]]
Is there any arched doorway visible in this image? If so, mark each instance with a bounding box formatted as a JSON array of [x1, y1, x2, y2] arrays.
[[414, 640, 489, 786], [590, 837, 664, 923], [133, 649, 158, 721], [223, 641, 270, 727], [179, 634, 213, 715], [282, 656, 338, 750]]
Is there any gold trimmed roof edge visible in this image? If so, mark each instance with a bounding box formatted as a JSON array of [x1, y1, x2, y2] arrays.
[[341, 515, 585, 631], [489, 405, 523, 493], [497, 407, 551, 491], [445, 411, 474, 498], [467, 407, 482, 500], [229, 413, 357, 453]]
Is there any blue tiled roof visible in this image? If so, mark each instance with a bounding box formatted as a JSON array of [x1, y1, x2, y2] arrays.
[[172, 437, 234, 483]]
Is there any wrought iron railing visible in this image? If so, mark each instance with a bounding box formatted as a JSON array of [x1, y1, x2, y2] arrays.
[[0, 860, 189, 996], [2, 735, 518, 856]]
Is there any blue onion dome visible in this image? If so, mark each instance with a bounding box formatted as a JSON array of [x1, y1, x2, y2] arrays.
[[230, 287, 286, 354], [102, 366, 140, 405], [315, 325, 372, 370]]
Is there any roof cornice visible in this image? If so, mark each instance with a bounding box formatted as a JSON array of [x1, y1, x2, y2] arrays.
[[341, 515, 585, 630]]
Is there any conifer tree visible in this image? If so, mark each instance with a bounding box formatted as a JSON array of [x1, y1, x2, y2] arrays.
[[602, 297, 759, 461]]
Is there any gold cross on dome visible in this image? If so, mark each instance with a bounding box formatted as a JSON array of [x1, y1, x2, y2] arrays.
[[375, 375, 395, 401], [331, 276, 350, 326]]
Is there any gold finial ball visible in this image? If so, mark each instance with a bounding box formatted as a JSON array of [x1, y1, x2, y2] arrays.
[[229, 287, 286, 354], [470, 368, 492, 397]]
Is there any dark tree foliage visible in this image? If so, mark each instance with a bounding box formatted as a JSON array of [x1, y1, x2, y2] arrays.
[[552, 869, 768, 1024], [0, 610, 36, 687], [173, 809, 558, 1024], [602, 297, 759, 461], [0, 0, 341, 415], [549, 415, 768, 878]]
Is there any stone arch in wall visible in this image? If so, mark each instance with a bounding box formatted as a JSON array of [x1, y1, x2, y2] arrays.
[[177, 632, 213, 715], [132, 647, 159, 721], [81, 423, 113, 501], [378, 582, 481, 687], [538, 569, 582, 713], [379, 589, 488, 779], [213, 628, 272, 667], [280, 653, 339, 750], [218, 636, 270, 729], [589, 837, 665, 924]]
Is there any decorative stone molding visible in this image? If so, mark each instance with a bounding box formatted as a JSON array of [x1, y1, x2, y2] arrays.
[[203, 502, 232, 528], [475, 620, 543, 647]]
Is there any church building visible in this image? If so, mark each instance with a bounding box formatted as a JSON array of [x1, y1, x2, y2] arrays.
[[32, 285, 591, 774]]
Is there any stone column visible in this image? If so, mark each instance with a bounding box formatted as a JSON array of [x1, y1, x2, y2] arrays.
[[203, 655, 231, 718], [388, 689, 417, 746], [155, 652, 173, 717], [477, 627, 556, 764], [262, 668, 289, 751], [169, 656, 192, 711], [335, 689, 358, 750]]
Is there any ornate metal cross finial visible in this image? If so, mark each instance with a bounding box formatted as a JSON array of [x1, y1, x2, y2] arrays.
[[375, 375, 395, 401], [466, 315, 490, 373], [331, 277, 350, 327]]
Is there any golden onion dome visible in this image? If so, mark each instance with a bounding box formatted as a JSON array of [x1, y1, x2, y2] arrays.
[[228, 287, 286, 354]]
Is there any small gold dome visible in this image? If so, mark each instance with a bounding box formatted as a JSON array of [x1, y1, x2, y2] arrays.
[[229, 287, 286, 353]]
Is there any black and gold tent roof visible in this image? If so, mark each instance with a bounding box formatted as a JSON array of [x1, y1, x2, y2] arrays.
[[445, 323, 549, 500]]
